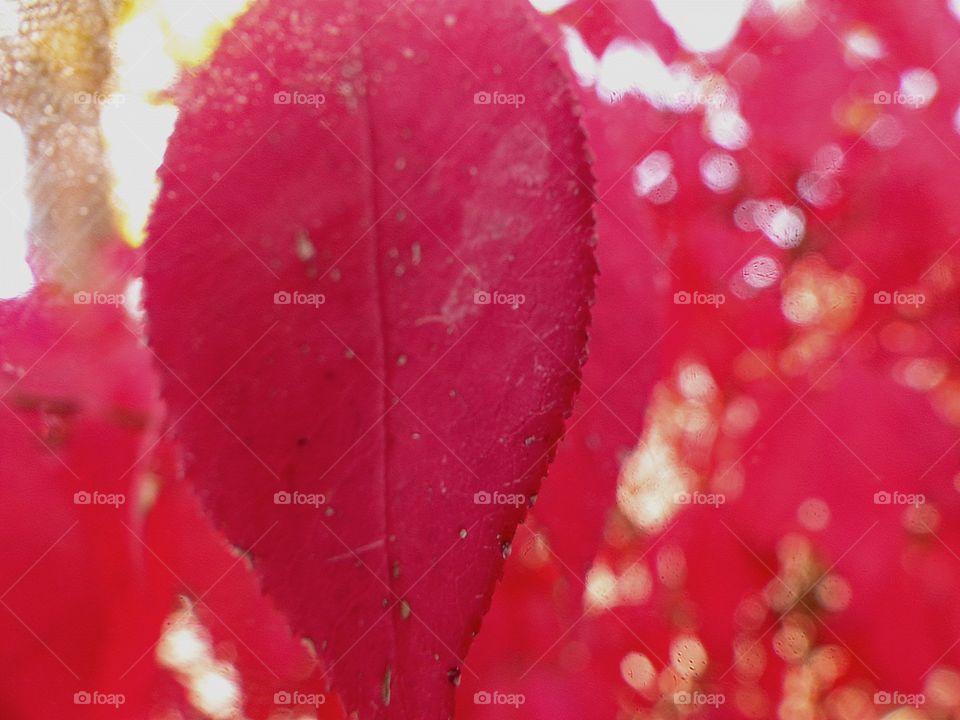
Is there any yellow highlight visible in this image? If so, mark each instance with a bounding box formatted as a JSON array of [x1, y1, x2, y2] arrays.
[[154, 0, 256, 68], [105, 0, 255, 247]]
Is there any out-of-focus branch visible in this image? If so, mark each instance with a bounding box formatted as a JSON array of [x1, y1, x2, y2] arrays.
[[0, 0, 123, 293]]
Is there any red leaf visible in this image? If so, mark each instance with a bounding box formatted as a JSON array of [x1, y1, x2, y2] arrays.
[[522, 10, 675, 583], [142, 472, 350, 720], [144, 0, 596, 717], [0, 293, 163, 719], [463, 0, 960, 715], [0, 290, 348, 718]]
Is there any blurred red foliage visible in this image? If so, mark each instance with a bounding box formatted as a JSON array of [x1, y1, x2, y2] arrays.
[[3, 0, 960, 718]]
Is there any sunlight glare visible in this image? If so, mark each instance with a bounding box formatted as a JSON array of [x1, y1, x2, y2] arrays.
[[0, 114, 34, 299], [651, 0, 750, 53]]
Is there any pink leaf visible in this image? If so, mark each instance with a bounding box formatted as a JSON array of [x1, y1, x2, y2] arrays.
[[0, 292, 164, 719], [0, 289, 348, 718], [462, 0, 960, 714], [142, 471, 350, 720], [533, 85, 671, 580], [144, 0, 596, 717]]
